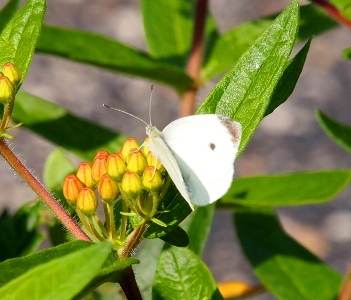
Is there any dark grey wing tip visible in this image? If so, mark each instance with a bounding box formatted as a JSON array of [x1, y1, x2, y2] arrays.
[[217, 115, 242, 144]]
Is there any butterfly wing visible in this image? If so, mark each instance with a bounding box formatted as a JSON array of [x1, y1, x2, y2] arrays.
[[162, 114, 241, 206], [146, 125, 194, 210]]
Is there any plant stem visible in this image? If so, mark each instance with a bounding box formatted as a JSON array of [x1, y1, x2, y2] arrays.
[[119, 222, 148, 259], [0, 137, 91, 241], [311, 0, 351, 28], [108, 202, 117, 240], [119, 266, 143, 300], [180, 0, 208, 117]]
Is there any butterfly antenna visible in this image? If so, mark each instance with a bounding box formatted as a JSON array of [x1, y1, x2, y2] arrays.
[[102, 104, 148, 126], [148, 85, 154, 125]]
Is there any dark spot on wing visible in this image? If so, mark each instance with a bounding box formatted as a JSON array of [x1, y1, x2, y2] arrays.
[[210, 143, 216, 150], [217, 115, 242, 144]]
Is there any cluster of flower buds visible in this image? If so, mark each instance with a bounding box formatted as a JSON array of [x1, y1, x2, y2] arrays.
[[63, 137, 168, 245], [0, 62, 22, 138]]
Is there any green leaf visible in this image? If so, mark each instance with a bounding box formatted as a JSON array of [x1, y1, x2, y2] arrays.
[[143, 182, 192, 239], [0, 202, 44, 262], [235, 209, 342, 300], [160, 226, 189, 247], [13, 91, 127, 161], [0, 240, 92, 287], [141, 0, 218, 71], [329, 0, 351, 20], [0, 0, 21, 32], [153, 247, 223, 300], [181, 204, 215, 256], [202, 4, 336, 81], [264, 39, 311, 116], [135, 239, 165, 300], [197, 1, 299, 155], [36, 25, 193, 93], [316, 109, 351, 153], [0, 0, 45, 85], [0, 242, 111, 300], [219, 170, 351, 208]]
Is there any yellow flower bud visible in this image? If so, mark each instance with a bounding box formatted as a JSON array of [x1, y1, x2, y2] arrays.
[[146, 151, 164, 172], [91, 155, 108, 183], [122, 137, 140, 161], [106, 153, 126, 182], [93, 150, 109, 162], [98, 174, 119, 203], [63, 174, 85, 206], [121, 172, 142, 199], [77, 187, 98, 216], [0, 76, 14, 104], [142, 166, 163, 193], [127, 149, 148, 175], [1, 63, 21, 87], [141, 136, 150, 157], [76, 162, 95, 188]]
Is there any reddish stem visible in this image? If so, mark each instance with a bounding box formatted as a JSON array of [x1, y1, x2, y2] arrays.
[[180, 0, 208, 117], [311, 0, 351, 28], [0, 137, 91, 241], [338, 263, 351, 300]]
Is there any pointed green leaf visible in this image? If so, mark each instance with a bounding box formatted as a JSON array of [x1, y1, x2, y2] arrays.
[[0, 0, 45, 84], [235, 209, 342, 300], [0, 240, 92, 287], [160, 226, 189, 247], [182, 204, 215, 256], [264, 39, 311, 116], [202, 4, 336, 81], [0, 0, 21, 32], [36, 25, 193, 93], [219, 170, 351, 208], [0, 242, 112, 300], [153, 247, 223, 300], [0, 202, 44, 262], [13, 91, 127, 161], [316, 109, 351, 153], [197, 1, 299, 155]]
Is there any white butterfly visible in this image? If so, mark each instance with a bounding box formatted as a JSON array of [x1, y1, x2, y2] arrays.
[[146, 114, 242, 210]]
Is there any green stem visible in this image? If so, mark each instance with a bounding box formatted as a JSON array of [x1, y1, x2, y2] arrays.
[[88, 217, 106, 241], [94, 213, 109, 238], [119, 201, 128, 241], [107, 202, 117, 240], [76, 210, 95, 237], [103, 201, 111, 237]]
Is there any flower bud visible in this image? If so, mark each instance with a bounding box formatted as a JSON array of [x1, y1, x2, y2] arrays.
[[0, 76, 14, 104], [122, 137, 140, 161], [146, 151, 164, 172], [106, 153, 126, 182], [91, 155, 108, 183], [1, 63, 21, 87], [77, 187, 98, 216], [93, 150, 109, 162], [98, 174, 119, 203], [121, 172, 142, 199], [63, 174, 85, 206], [141, 136, 150, 157], [142, 166, 163, 193], [76, 162, 95, 188], [127, 149, 148, 175]]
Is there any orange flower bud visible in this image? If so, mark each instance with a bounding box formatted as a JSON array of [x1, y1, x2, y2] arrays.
[[141, 136, 150, 157], [93, 150, 109, 162], [122, 137, 140, 160], [76, 162, 95, 188], [77, 187, 98, 216], [127, 149, 148, 175], [91, 155, 108, 183], [121, 172, 142, 199], [0, 76, 14, 103], [146, 151, 163, 172], [1, 63, 21, 87], [98, 174, 119, 203], [142, 166, 163, 193], [106, 153, 126, 182], [63, 174, 85, 206]]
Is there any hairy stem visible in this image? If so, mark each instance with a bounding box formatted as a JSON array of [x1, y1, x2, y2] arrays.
[[0, 137, 91, 241], [180, 0, 208, 117]]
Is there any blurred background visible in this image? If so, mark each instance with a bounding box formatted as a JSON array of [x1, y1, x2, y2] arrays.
[[1, 0, 351, 299]]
